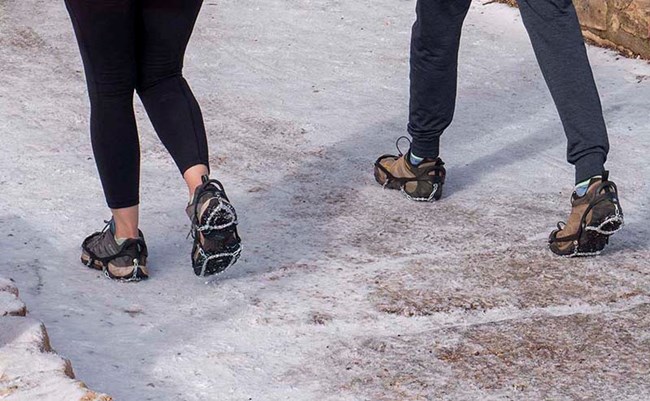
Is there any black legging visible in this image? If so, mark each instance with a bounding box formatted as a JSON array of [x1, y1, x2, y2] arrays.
[[65, 0, 209, 209]]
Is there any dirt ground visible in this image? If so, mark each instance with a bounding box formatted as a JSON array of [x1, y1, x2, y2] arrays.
[[1, 0, 649, 400]]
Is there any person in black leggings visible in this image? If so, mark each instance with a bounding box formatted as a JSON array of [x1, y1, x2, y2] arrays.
[[66, 0, 241, 280]]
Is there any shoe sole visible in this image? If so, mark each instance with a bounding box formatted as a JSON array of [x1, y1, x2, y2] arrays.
[[81, 252, 148, 282], [572, 214, 625, 257], [194, 243, 242, 277], [400, 184, 443, 202], [551, 210, 624, 257], [193, 197, 242, 277]]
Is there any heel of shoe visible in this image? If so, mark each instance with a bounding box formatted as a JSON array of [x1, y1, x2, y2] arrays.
[[586, 201, 624, 236], [574, 230, 609, 256], [192, 242, 242, 277], [193, 196, 242, 277], [199, 197, 238, 237], [81, 251, 148, 282]]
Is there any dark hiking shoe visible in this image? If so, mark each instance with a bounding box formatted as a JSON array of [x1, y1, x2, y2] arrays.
[[186, 175, 241, 277], [374, 137, 446, 201], [81, 220, 148, 281], [549, 172, 624, 257]]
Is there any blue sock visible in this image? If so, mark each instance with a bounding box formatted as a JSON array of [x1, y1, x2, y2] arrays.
[[409, 152, 424, 166], [575, 175, 601, 197]]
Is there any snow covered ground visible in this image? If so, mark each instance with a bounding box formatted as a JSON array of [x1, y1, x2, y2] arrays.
[[1, 0, 649, 400], [1, 277, 111, 400]]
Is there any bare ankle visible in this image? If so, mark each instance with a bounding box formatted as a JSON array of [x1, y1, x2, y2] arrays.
[[184, 164, 210, 201], [110, 205, 140, 239], [113, 224, 139, 239]]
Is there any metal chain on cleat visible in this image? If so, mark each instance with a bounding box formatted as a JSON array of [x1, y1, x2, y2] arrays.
[[196, 197, 238, 233], [400, 183, 439, 202], [198, 246, 242, 277]]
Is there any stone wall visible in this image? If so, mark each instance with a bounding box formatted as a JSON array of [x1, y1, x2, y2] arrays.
[[497, 0, 650, 59]]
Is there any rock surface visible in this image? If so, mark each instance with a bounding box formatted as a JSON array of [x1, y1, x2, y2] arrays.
[[498, 0, 650, 58], [0, 277, 111, 401], [0, 279, 25, 317]]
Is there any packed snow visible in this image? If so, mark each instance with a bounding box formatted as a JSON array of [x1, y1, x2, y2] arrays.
[[1, 0, 649, 400]]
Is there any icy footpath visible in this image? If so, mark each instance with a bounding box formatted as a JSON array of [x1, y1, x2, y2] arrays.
[[1, 0, 650, 399], [0, 277, 111, 401]]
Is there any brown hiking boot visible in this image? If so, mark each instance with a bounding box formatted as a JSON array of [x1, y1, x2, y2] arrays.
[[81, 220, 148, 281], [186, 176, 241, 277], [374, 137, 446, 201], [549, 172, 624, 257]]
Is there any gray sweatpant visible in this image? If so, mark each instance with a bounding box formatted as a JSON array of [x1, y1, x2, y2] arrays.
[[408, 0, 609, 183]]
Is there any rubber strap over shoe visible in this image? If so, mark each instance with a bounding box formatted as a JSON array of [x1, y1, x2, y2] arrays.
[[374, 154, 446, 202], [81, 227, 148, 282], [374, 155, 446, 188], [374, 136, 446, 201], [549, 171, 624, 256], [188, 176, 242, 277]]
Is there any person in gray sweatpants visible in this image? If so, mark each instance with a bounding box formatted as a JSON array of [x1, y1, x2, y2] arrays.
[[373, 0, 624, 257]]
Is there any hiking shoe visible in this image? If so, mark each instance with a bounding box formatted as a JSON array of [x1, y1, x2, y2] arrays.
[[81, 220, 149, 281], [549, 172, 624, 257], [374, 137, 446, 201], [186, 175, 241, 277]]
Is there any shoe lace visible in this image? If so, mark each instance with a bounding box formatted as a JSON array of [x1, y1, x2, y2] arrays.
[[395, 136, 411, 156], [86, 218, 115, 255]]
